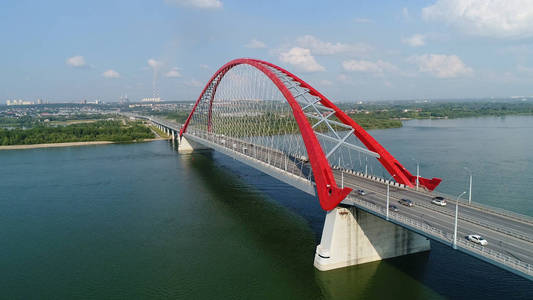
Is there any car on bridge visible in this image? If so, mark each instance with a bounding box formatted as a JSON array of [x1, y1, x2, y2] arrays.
[[431, 196, 447, 206], [389, 205, 399, 212], [399, 198, 413, 207], [357, 189, 366, 196], [466, 234, 488, 246]]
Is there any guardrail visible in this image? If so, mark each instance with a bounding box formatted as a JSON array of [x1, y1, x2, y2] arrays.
[[411, 196, 533, 243], [331, 165, 533, 225], [346, 195, 533, 278], [187, 129, 313, 183], [335, 168, 533, 243], [141, 113, 533, 228]]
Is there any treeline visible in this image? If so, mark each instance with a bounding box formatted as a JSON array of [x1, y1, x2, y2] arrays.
[[0, 120, 154, 145], [348, 115, 403, 130], [345, 101, 533, 120], [155, 111, 190, 124], [155, 100, 533, 132], [0, 113, 116, 128]]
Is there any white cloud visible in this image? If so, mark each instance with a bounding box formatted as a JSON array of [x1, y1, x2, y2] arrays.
[[403, 34, 426, 47], [184, 79, 203, 87], [295, 35, 370, 56], [409, 54, 473, 78], [319, 79, 333, 86], [165, 67, 182, 78], [199, 64, 209, 69], [517, 65, 533, 74], [66, 56, 86, 68], [342, 59, 397, 74], [354, 18, 373, 23], [402, 7, 410, 20], [279, 47, 325, 72], [102, 69, 120, 78], [245, 39, 267, 49], [165, 0, 222, 9], [422, 0, 533, 38], [337, 74, 349, 82], [147, 58, 163, 70]]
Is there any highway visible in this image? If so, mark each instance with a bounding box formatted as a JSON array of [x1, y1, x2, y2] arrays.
[[334, 170, 533, 265], [141, 116, 533, 280]]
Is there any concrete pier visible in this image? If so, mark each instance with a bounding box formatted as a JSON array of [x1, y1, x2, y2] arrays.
[[314, 206, 430, 271], [178, 136, 211, 153]]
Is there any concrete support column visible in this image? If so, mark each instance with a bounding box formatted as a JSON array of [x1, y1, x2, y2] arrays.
[[314, 206, 430, 271], [178, 136, 211, 153]]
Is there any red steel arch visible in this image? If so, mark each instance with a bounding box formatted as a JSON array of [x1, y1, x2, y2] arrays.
[[180, 58, 441, 211]]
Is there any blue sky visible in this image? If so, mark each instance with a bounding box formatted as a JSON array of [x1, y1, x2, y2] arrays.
[[1, 0, 533, 103]]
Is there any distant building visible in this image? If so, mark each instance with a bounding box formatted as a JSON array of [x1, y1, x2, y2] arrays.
[[141, 97, 162, 102], [119, 94, 130, 104], [37, 99, 43, 104], [6, 99, 34, 106]]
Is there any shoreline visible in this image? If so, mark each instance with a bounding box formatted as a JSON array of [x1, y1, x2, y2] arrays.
[[0, 138, 169, 151]]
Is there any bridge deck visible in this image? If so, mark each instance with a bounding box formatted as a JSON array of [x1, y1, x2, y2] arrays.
[[144, 115, 533, 280]]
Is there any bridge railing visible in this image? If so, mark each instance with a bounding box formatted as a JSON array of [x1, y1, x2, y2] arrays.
[[334, 168, 533, 243], [346, 195, 533, 278], [331, 164, 533, 225], [407, 193, 533, 243], [186, 128, 314, 182]]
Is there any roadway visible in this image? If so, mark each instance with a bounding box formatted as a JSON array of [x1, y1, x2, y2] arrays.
[[334, 170, 533, 265], [139, 117, 533, 279]]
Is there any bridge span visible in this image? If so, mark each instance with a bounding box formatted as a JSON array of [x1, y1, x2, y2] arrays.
[[128, 58, 533, 280]]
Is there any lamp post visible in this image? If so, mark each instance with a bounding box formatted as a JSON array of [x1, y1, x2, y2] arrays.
[[453, 191, 467, 250], [365, 156, 368, 176], [386, 174, 396, 220], [411, 158, 420, 191], [464, 167, 473, 205]]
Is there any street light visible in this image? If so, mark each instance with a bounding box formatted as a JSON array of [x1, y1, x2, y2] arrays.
[[365, 156, 368, 176], [386, 174, 396, 220], [453, 191, 467, 250], [464, 167, 473, 205], [411, 158, 420, 191]]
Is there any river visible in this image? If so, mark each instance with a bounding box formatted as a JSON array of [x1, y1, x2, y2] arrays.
[[0, 116, 531, 299]]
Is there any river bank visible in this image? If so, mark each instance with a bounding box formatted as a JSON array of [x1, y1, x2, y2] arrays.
[[0, 138, 168, 151]]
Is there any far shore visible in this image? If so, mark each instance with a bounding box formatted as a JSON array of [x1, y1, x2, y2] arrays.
[[0, 138, 169, 151]]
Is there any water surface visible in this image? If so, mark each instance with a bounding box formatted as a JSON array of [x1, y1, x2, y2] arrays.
[[1, 116, 532, 299]]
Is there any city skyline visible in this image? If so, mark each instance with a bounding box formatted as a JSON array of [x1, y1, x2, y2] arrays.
[[2, 0, 533, 102]]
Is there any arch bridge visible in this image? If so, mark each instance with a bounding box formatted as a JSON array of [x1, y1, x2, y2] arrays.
[[135, 58, 533, 280]]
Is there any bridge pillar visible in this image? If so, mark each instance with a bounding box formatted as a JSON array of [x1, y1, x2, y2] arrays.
[[178, 136, 211, 153], [314, 206, 430, 271]]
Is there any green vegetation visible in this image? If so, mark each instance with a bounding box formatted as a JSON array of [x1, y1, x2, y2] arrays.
[[340, 101, 533, 129], [345, 101, 533, 120], [0, 113, 116, 129], [150, 125, 170, 138], [160, 111, 190, 124], [348, 114, 403, 130], [0, 120, 154, 145], [154, 100, 533, 132]]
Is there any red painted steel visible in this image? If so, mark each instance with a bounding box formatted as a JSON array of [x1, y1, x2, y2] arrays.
[[180, 58, 441, 210]]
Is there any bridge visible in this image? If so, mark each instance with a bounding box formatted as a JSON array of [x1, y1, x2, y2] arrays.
[[130, 58, 533, 280]]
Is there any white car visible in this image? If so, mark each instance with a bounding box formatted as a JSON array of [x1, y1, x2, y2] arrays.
[[431, 196, 447, 206], [466, 234, 488, 246]]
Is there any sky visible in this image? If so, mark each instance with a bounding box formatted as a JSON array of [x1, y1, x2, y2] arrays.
[[1, 0, 533, 103]]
